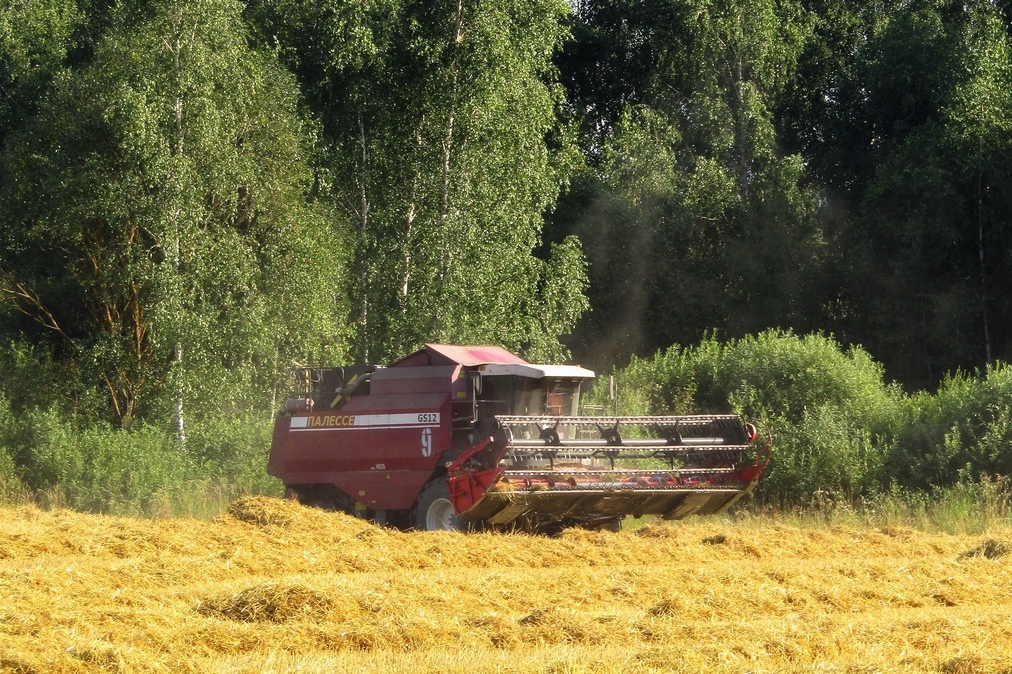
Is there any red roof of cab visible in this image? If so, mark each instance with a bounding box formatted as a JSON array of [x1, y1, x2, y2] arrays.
[[390, 343, 529, 367]]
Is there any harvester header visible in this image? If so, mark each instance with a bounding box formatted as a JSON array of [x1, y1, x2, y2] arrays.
[[268, 344, 771, 532]]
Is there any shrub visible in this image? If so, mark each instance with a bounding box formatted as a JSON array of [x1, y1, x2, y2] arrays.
[[0, 402, 280, 515], [607, 330, 905, 504], [184, 413, 278, 496], [15, 410, 185, 511], [888, 364, 1012, 490]]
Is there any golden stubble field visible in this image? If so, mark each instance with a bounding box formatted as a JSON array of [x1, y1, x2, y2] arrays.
[[0, 496, 1010, 674]]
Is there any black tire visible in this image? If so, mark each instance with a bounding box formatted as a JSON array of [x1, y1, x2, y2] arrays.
[[413, 478, 461, 531]]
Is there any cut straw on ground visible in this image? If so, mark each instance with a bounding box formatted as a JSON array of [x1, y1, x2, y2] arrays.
[[0, 496, 1011, 673]]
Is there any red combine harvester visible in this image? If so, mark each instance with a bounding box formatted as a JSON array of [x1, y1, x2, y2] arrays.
[[268, 344, 772, 532]]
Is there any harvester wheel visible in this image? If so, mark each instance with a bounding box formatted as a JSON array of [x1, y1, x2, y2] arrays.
[[413, 478, 460, 531]]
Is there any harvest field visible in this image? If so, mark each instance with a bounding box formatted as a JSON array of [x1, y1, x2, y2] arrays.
[[1, 497, 1011, 673]]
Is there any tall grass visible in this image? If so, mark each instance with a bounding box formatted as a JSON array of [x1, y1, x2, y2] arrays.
[[0, 471, 32, 506], [728, 476, 1011, 535], [11, 478, 275, 519], [0, 401, 282, 518]]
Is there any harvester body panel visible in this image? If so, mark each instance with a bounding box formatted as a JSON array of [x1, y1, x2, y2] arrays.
[[269, 390, 452, 511]]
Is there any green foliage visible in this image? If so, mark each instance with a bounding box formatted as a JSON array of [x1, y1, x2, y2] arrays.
[[0, 397, 18, 481], [620, 330, 897, 421], [0, 398, 278, 515], [249, 0, 587, 363], [1, 0, 349, 425], [611, 331, 904, 504], [603, 331, 1012, 508], [818, 0, 1012, 388], [564, 107, 685, 365], [765, 404, 881, 505], [0, 0, 80, 137], [554, 0, 1012, 392], [889, 365, 1012, 491], [745, 475, 1011, 535], [524, 235, 591, 362], [561, 0, 829, 368], [13, 408, 187, 511], [183, 414, 278, 496], [0, 339, 103, 417], [7, 0, 1012, 518]]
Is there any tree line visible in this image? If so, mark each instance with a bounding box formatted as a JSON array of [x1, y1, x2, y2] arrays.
[[556, 0, 1012, 393], [1, 0, 1011, 510], [0, 0, 588, 430]]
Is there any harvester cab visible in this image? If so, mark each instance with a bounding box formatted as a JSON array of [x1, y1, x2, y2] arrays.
[[268, 344, 772, 532]]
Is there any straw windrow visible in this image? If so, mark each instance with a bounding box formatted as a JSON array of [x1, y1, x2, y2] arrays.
[[0, 496, 1010, 673]]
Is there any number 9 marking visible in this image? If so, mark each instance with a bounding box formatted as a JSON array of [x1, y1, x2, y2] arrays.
[[421, 428, 433, 457]]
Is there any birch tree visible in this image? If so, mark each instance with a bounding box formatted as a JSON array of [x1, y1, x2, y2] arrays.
[[1, 0, 347, 427], [249, 0, 588, 363]]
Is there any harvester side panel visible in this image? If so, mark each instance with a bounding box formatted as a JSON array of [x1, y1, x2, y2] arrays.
[[268, 392, 452, 511]]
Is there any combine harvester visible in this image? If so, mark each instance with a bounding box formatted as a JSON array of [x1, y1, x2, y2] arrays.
[[269, 344, 771, 532]]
